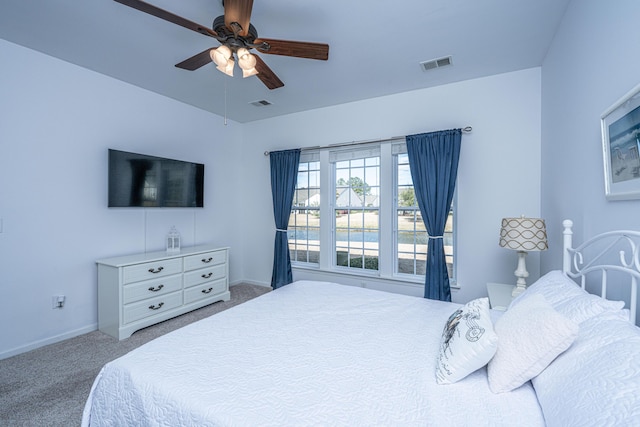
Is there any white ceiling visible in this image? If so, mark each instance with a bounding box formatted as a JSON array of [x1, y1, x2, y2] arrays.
[[0, 0, 570, 123]]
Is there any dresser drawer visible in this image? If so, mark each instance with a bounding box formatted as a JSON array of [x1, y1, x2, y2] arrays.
[[184, 263, 226, 288], [184, 278, 227, 305], [123, 258, 182, 284], [184, 250, 227, 272], [123, 291, 183, 324], [123, 275, 182, 304]]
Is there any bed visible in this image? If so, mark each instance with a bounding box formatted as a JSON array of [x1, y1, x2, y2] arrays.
[[82, 220, 640, 426]]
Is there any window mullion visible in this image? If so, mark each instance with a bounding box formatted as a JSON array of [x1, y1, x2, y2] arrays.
[[319, 150, 332, 270], [378, 143, 393, 277]]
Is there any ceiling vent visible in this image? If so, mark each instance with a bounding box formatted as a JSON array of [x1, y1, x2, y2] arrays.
[[420, 56, 453, 72], [249, 99, 272, 107]]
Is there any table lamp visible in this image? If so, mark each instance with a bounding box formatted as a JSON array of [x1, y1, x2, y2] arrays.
[[499, 216, 548, 297]]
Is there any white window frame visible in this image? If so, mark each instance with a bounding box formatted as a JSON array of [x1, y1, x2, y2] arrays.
[[289, 141, 457, 287], [331, 146, 381, 273]]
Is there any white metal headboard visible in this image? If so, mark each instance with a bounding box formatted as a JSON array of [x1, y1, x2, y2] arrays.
[[562, 219, 639, 324]]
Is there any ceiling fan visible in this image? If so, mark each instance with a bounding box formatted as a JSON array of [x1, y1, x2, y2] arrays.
[[114, 0, 330, 89]]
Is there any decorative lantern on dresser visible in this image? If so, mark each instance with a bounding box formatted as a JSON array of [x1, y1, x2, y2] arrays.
[[166, 226, 181, 254]]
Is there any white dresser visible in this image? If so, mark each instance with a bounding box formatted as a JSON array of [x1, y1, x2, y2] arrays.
[[97, 245, 230, 340]]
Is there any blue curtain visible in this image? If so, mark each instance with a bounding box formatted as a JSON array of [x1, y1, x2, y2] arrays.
[[269, 149, 301, 289], [406, 129, 462, 301]]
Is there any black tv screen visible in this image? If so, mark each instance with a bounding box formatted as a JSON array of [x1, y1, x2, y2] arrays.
[[108, 149, 204, 207]]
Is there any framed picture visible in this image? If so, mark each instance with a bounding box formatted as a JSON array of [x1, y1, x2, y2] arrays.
[[601, 82, 640, 200]]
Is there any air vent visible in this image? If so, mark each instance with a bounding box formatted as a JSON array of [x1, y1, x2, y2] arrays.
[[420, 56, 453, 72], [249, 100, 272, 107]]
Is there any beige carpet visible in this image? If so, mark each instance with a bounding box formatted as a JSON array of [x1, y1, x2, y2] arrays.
[[0, 283, 270, 427]]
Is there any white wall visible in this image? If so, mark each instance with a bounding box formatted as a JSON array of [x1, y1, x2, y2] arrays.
[[0, 39, 244, 358], [541, 1, 640, 311], [242, 68, 542, 304]]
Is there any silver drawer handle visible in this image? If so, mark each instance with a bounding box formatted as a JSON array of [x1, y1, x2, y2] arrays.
[[148, 284, 164, 292], [202, 272, 213, 279], [201, 287, 213, 294], [148, 302, 164, 310], [148, 267, 164, 274], [201, 257, 213, 263]]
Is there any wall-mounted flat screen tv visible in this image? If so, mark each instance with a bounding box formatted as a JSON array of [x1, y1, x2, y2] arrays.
[[108, 149, 204, 208]]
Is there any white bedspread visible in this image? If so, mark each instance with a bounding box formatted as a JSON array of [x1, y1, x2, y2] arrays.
[[82, 281, 544, 426]]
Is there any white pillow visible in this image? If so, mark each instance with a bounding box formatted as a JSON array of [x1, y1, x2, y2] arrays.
[[532, 314, 640, 426], [435, 297, 498, 384], [487, 293, 578, 393], [510, 270, 625, 324]]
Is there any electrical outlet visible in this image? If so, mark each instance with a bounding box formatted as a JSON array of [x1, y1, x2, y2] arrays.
[[52, 295, 65, 309]]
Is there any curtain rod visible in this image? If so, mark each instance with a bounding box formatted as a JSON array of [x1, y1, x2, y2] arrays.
[[263, 126, 472, 156]]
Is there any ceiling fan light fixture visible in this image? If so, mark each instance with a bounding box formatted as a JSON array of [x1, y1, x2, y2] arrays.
[[236, 47, 258, 78], [216, 56, 235, 77], [237, 47, 251, 60], [237, 48, 257, 69], [242, 67, 259, 78], [211, 45, 232, 67]]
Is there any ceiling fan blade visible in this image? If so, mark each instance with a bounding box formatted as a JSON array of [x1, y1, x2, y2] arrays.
[[255, 39, 329, 60], [114, 0, 217, 38], [223, 0, 254, 37], [175, 49, 214, 71], [253, 55, 284, 90]]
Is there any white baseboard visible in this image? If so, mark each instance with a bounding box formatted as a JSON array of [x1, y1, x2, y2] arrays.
[[0, 323, 97, 361]]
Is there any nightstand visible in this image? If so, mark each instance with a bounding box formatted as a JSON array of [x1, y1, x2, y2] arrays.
[[486, 282, 516, 311]]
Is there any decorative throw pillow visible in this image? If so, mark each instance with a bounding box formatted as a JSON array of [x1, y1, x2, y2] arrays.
[[510, 270, 626, 324], [487, 293, 579, 393], [435, 297, 498, 384]]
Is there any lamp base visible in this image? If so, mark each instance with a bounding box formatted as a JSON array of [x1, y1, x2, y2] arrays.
[[512, 250, 529, 298]]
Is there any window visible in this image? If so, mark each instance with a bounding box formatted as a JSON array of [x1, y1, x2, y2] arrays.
[[289, 141, 455, 284], [334, 156, 380, 271], [288, 155, 320, 265]]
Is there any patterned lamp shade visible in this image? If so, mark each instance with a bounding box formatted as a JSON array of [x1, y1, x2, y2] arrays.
[[499, 217, 548, 251]]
